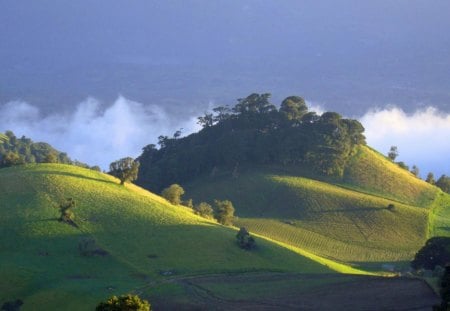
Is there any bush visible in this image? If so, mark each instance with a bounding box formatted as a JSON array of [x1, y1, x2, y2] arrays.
[[387, 203, 395, 211], [236, 227, 256, 250], [161, 184, 185, 205], [193, 202, 214, 219], [411, 237, 450, 270], [214, 200, 235, 225], [96, 294, 151, 311]]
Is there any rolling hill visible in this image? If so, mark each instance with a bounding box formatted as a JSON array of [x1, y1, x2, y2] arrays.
[[185, 145, 448, 269], [0, 164, 344, 310]]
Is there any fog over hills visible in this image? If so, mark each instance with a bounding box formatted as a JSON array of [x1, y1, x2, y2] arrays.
[[1, 1, 449, 175]]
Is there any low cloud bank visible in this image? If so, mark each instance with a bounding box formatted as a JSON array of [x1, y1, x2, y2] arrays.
[[0, 97, 201, 169], [360, 106, 450, 178]]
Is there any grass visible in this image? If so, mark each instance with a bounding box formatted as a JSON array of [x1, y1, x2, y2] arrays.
[[185, 146, 442, 268], [0, 164, 339, 310], [342, 146, 437, 207]]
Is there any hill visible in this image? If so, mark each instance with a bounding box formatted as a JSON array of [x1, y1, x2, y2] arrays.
[[0, 164, 341, 310], [184, 160, 438, 267]]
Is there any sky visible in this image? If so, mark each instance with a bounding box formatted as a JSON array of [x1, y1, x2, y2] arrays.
[[0, 1, 449, 177]]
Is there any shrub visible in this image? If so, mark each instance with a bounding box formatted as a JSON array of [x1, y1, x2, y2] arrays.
[[193, 202, 214, 219], [161, 184, 185, 205], [214, 200, 235, 225], [96, 294, 151, 311], [236, 227, 256, 250]]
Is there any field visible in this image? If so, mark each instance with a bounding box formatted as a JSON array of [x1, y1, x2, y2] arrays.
[[1, 159, 448, 309], [185, 146, 448, 270], [0, 164, 341, 310]]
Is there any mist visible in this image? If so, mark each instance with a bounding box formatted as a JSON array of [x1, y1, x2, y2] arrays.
[[0, 97, 201, 169]]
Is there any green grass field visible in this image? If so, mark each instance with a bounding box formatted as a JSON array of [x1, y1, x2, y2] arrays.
[[185, 146, 448, 269], [0, 164, 340, 310]]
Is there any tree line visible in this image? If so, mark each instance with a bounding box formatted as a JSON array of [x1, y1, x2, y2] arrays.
[[0, 130, 99, 170], [137, 93, 366, 192]]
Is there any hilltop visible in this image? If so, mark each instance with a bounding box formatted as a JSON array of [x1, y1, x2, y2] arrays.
[[135, 93, 448, 271]]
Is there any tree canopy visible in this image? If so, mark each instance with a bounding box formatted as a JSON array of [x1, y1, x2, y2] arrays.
[[161, 184, 185, 205], [109, 157, 140, 185], [0, 131, 71, 168], [137, 93, 366, 192], [96, 294, 151, 311]]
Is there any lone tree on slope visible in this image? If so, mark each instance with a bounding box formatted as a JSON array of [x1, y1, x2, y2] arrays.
[[214, 200, 235, 226], [388, 146, 398, 161], [161, 184, 185, 205], [109, 157, 140, 185]]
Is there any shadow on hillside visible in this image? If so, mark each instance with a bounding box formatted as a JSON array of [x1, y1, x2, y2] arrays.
[[32, 170, 116, 185]]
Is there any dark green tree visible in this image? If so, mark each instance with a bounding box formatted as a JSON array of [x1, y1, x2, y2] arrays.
[[57, 198, 76, 223], [411, 237, 450, 270], [96, 294, 151, 311], [197, 113, 214, 128], [161, 184, 185, 205], [214, 200, 235, 225], [193, 202, 214, 219], [388, 146, 398, 161], [426, 172, 436, 185], [109, 157, 140, 185], [436, 175, 450, 194], [0, 151, 24, 167], [280, 96, 308, 121], [236, 227, 256, 250]]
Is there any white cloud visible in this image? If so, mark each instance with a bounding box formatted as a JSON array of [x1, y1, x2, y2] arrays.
[[0, 96, 201, 169], [360, 106, 450, 177]]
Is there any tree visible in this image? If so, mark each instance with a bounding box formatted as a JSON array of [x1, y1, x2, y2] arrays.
[[236, 227, 256, 250], [411, 165, 420, 177], [388, 146, 398, 161], [280, 96, 308, 121], [57, 198, 76, 224], [1, 151, 24, 167], [436, 175, 450, 194], [214, 200, 235, 225], [109, 157, 140, 185], [411, 237, 450, 270], [161, 184, 185, 205], [197, 113, 214, 128], [193, 202, 214, 219], [96, 294, 151, 311], [426, 172, 436, 185]]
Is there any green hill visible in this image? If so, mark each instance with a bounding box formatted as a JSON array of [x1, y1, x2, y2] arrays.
[[0, 164, 343, 310], [185, 145, 448, 269], [341, 145, 438, 207]]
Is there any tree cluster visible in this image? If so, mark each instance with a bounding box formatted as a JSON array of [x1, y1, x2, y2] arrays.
[[411, 237, 450, 271], [137, 93, 366, 192], [96, 294, 151, 311], [0, 130, 97, 170]]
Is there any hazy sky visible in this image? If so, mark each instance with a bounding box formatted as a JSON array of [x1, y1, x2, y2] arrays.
[[0, 1, 449, 176]]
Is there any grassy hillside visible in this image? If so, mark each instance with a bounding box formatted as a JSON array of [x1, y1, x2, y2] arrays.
[[0, 164, 339, 310], [185, 146, 445, 268], [342, 145, 438, 207]]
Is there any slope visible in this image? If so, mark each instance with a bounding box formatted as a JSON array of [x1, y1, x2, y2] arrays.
[[185, 146, 442, 268], [0, 164, 335, 310], [341, 145, 438, 207]]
